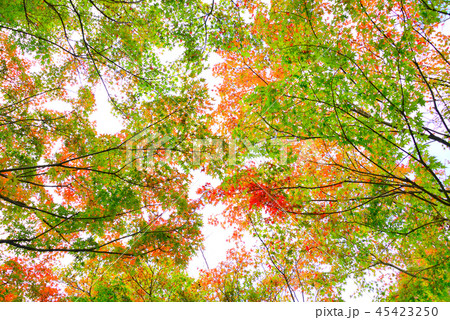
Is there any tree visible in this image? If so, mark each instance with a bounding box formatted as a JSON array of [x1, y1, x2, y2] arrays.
[[0, 0, 221, 257], [61, 256, 207, 302], [0, 257, 62, 301], [199, 0, 450, 301], [1, 0, 449, 302], [0, 0, 222, 300]]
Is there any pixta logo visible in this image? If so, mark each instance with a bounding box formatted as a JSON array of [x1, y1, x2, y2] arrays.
[[126, 128, 295, 171], [126, 128, 172, 172], [192, 138, 294, 166]]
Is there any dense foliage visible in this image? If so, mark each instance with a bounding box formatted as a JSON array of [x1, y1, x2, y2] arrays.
[[0, 0, 449, 301]]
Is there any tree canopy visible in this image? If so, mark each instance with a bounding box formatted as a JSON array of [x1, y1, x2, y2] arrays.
[[0, 0, 449, 301]]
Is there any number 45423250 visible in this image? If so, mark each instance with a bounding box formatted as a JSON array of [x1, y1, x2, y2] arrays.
[[376, 307, 438, 317]]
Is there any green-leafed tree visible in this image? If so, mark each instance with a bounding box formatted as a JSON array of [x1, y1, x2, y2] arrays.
[[1, 0, 449, 302], [0, 0, 231, 301], [199, 0, 450, 301]]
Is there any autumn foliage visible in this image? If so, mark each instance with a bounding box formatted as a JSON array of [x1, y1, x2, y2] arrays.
[[0, 0, 449, 302]]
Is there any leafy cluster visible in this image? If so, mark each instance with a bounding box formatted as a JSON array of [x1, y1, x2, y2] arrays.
[[0, 0, 449, 301]]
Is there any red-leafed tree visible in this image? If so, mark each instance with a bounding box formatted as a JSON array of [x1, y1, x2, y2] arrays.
[[197, 0, 450, 301], [0, 257, 62, 301]]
